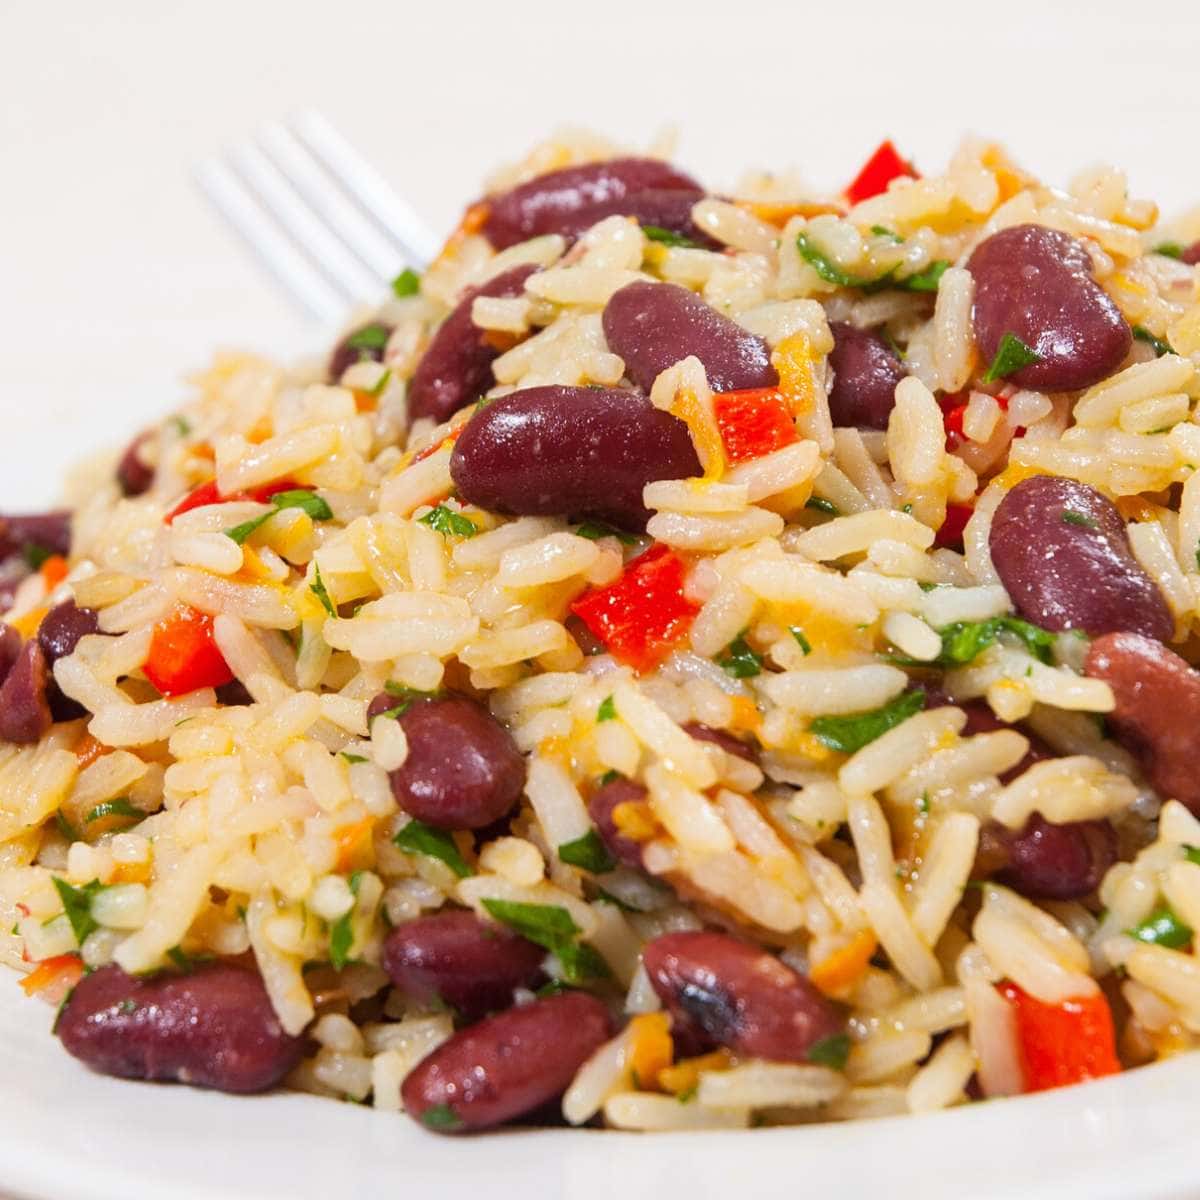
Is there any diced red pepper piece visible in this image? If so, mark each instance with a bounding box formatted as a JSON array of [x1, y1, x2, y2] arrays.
[[143, 604, 234, 697], [712, 389, 799, 465], [845, 140, 918, 206], [165, 478, 299, 525], [997, 981, 1121, 1093], [935, 502, 973, 550], [569, 544, 699, 673], [942, 401, 968, 450]]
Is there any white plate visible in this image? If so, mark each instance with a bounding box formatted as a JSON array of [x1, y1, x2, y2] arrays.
[[1, 974, 1196, 1200]]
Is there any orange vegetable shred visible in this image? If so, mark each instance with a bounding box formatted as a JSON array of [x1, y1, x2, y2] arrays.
[[712, 389, 799, 464], [20, 954, 84, 1003]]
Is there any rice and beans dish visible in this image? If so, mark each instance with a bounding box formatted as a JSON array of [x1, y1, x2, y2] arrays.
[[3, 133, 1200, 1133]]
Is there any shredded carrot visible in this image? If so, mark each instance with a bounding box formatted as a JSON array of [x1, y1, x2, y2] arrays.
[[8, 606, 47, 639], [810, 930, 878, 999], [74, 733, 112, 768], [737, 199, 845, 227], [40, 555, 70, 592], [110, 860, 152, 885], [612, 800, 660, 843], [727, 695, 762, 735], [335, 816, 377, 873], [673, 388, 726, 480], [20, 954, 84, 1002], [658, 1049, 735, 1095], [1116, 496, 1165, 523], [991, 463, 1045, 492], [771, 332, 818, 416], [627, 1012, 673, 1091]]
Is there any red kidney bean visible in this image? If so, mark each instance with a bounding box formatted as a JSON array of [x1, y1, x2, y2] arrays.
[[116, 432, 155, 497], [1085, 632, 1200, 814], [827, 322, 906, 430], [1180, 241, 1200, 266], [603, 280, 778, 395], [408, 264, 540, 425], [0, 641, 51, 744], [0, 625, 20, 686], [643, 931, 843, 1063], [968, 224, 1131, 392], [0, 511, 71, 567], [328, 322, 392, 383], [38, 600, 102, 722], [482, 158, 702, 250], [586, 777, 650, 870], [450, 384, 700, 532], [402, 991, 611, 1133], [982, 813, 1118, 900], [383, 911, 545, 1020], [553, 188, 718, 249], [958, 701, 1051, 784], [215, 679, 255, 707], [378, 693, 526, 830], [56, 963, 305, 1094], [683, 721, 759, 764], [989, 474, 1172, 639]]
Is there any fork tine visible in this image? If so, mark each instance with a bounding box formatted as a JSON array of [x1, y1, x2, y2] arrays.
[[227, 144, 382, 306], [290, 109, 442, 267], [194, 159, 346, 324], [258, 121, 409, 287]]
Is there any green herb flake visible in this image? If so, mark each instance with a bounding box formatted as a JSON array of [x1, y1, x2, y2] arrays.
[[310, 562, 336, 617], [982, 333, 1043, 384], [1127, 905, 1194, 950], [345, 323, 390, 352], [919, 615, 1056, 669], [1183, 845, 1200, 866], [557, 829, 616, 874], [22, 544, 52, 571], [809, 690, 925, 755], [597, 695, 617, 723], [341, 752, 369, 765], [481, 899, 611, 985], [574, 520, 637, 545], [642, 224, 701, 249], [676, 1083, 699, 1104], [900, 260, 950, 292], [377, 682, 439, 722], [168, 415, 192, 437], [1153, 242, 1184, 260], [328, 911, 355, 971], [1061, 509, 1099, 530], [796, 231, 947, 294], [54, 812, 80, 843], [807, 1032, 851, 1071], [598, 769, 621, 787], [1132, 325, 1174, 357], [84, 798, 141, 825], [225, 489, 334, 545], [419, 504, 478, 539], [391, 268, 421, 298], [51, 877, 106, 947], [805, 496, 839, 517], [394, 820, 475, 879], [596, 888, 640, 914], [917, 792, 931, 815], [368, 368, 393, 398], [789, 627, 813, 656], [869, 225, 902, 242], [535, 978, 573, 998], [718, 633, 764, 679], [166, 944, 212, 973], [420, 1103, 463, 1131]]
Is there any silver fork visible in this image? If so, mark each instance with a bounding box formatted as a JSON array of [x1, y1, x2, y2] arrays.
[[195, 110, 441, 324]]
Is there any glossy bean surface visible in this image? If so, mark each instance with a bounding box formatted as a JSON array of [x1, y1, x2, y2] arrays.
[[1085, 632, 1200, 814], [38, 599, 101, 721], [379, 693, 526, 830], [0, 641, 51, 744], [683, 721, 758, 764], [482, 158, 701, 250], [643, 931, 842, 1062], [552, 188, 717, 248], [401, 991, 611, 1132], [116, 433, 155, 497], [57, 963, 305, 1094], [602, 280, 778, 395], [450, 384, 700, 532], [586, 777, 650, 870], [978, 813, 1118, 900], [827, 322, 906, 429], [382, 911, 546, 1020], [408, 264, 541, 424], [968, 224, 1131, 391], [989, 474, 1172, 639]]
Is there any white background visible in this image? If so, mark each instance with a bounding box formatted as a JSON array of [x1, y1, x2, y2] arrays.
[[2, 0, 1199, 505]]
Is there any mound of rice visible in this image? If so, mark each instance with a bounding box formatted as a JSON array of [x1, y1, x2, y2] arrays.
[[2, 129, 1200, 1130]]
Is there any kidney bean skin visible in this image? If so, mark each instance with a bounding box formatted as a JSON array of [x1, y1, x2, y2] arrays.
[[0, 641, 51, 744], [381, 694, 526, 830], [328, 322, 392, 383], [450, 384, 700, 532], [587, 777, 651, 870], [553, 188, 718, 249], [402, 991, 611, 1133], [482, 158, 702, 250], [1085, 632, 1200, 814], [827, 322, 905, 429], [968, 224, 1131, 392], [0, 511, 71, 567], [603, 281, 778, 395], [989, 474, 1172, 640], [383, 911, 545, 1020], [116, 433, 155, 497], [643, 931, 842, 1063], [1179, 241, 1200, 266], [0, 625, 21, 686], [408, 264, 541, 425], [980, 814, 1118, 900], [683, 721, 758, 764], [57, 963, 305, 1094], [38, 600, 101, 722]]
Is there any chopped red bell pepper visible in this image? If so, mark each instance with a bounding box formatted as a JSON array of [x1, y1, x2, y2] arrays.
[[569, 544, 699, 673], [935, 502, 973, 549], [942, 400, 968, 450], [845, 140, 918, 206], [143, 604, 234, 697], [997, 981, 1121, 1093], [712, 389, 799, 465], [165, 478, 300, 525]]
